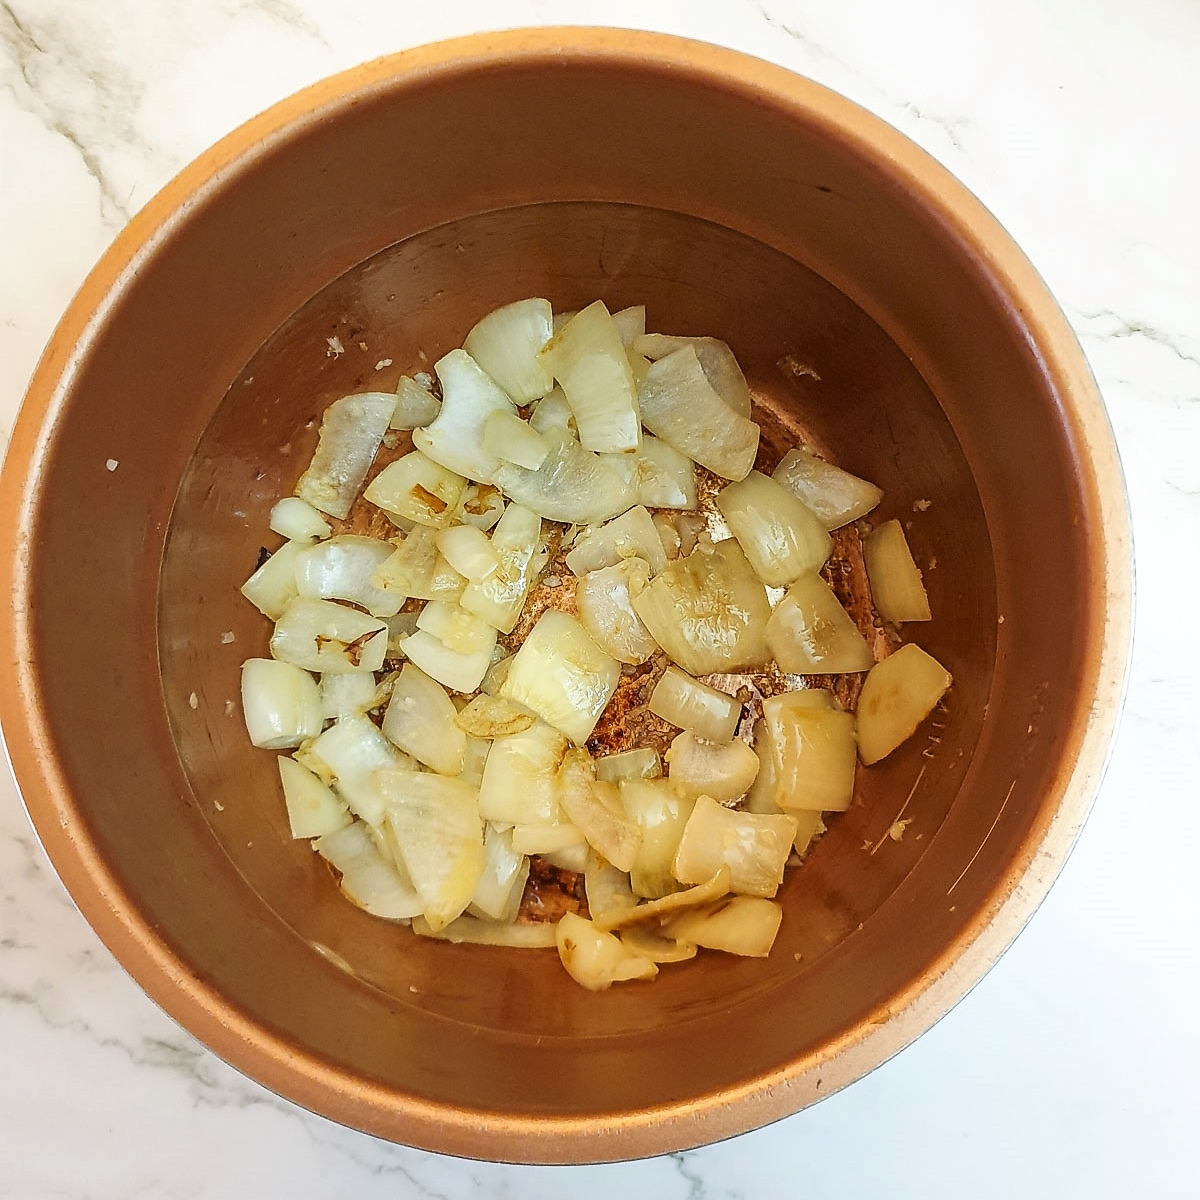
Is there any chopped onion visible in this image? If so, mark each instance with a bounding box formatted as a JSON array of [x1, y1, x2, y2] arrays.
[[648, 666, 742, 744], [610, 304, 647, 347], [762, 691, 857, 812], [318, 671, 377, 721], [412, 348, 517, 483], [618, 926, 697, 963], [664, 731, 760, 802], [416, 599, 496, 657], [454, 693, 536, 739], [314, 820, 423, 919], [662, 896, 782, 957], [240, 658, 323, 749], [564, 505, 666, 577], [856, 643, 951, 765], [499, 609, 620, 744], [477, 720, 568, 825], [528, 387, 576, 436], [594, 747, 662, 784], [458, 502, 543, 633], [637, 345, 759, 480], [632, 333, 753, 417], [594, 866, 731, 932], [462, 296, 554, 404], [482, 409, 551, 470], [398, 609, 497, 694], [575, 559, 659, 665], [555, 750, 642, 873], [269, 597, 388, 674], [765, 573, 874, 674], [391, 375, 441, 430], [672, 796, 797, 898], [453, 482, 506, 531], [294, 534, 402, 618], [509, 820, 586, 856], [435, 523, 502, 583], [363, 450, 467, 530], [715, 470, 832, 587], [295, 391, 396, 519], [373, 526, 466, 604], [772, 446, 883, 529], [300, 714, 414, 826], [555, 911, 657, 990], [241, 539, 305, 619], [278, 755, 351, 839], [539, 300, 641, 453], [863, 518, 932, 622], [633, 435, 697, 510], [620, 779, 695, 900], [468, 825, 529, 921], [269, 496, 331, 543], [584, 851, 640, 925], [631, 538, 771, 676], [381, 662, 467, 776]]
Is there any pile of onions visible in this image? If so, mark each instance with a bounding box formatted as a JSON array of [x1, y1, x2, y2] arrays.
[[238, 297, 951, 991]]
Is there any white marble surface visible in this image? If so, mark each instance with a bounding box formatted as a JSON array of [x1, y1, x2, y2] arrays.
[[1, 0, 1197, 1195]]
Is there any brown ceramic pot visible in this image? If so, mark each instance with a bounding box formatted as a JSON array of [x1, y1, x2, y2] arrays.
[[0, 29, 1131, 1162]]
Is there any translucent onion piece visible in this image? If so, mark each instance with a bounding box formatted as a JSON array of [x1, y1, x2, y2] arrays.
[[620, 778, 695, 900], [539, 300, 641, 453], [610, 304, 647, 347], [856, 643, 952, 765], [662, 896, 783, 957], [633, 435, 698, 510], [863, 518, 932, 622], [391, 375, 441, 430], [381, 663, 467, 776], [458, 502, 543, 634], [362, 450, 467, 530], [556, 750, 642, 872], [528, 387, 576, 437], [478, 651, 513, 696], [397, 623, 496, 695], [294, 535, 401, 618], [318, 671, 376, 721], [743, 719, 781, 816], [565, 505, 667, 577], [314, 821, 423, 920], [269, 496, 331, 543], [241, 539, 305, 619], [277, 755, 350, 839], [632, 333, 753, 417], [664, 731, 760, 803], [269, 597, 387, 674], [373, 525, 466, 604], [540, 840, 590, 874], [454, 693, 536, 739], [299, 714, 415, 826], [772, 446, 883, 530], [413, 913, 556, 947], [412, 348, 517, 483], [672, 796, 797, 898], [618, 926, 698, 963], [631, 538, 771, 676], [295, 392, 396, 519], [637, 346, 759, 480], [492, 427, 635, 526], [595, 747, 662, 784], [415, 600, 496, 656], [594, 867, 731, 932], [453, 482, 506, 531], [575, 559, 659, 665], [240, 658, 323, 749], [482, 409, 551, 470], [457, 736, 491, 789], [648, 666, 742, 744], [762, 691, 857, 812], [435, 523, 502, 584], [509, 821, 585, 855], [791, 808, 826, 857], [469, 825, 529, 921], [462, 296, 554, 404], [716, 470, 832, 587], [379, 771, 485, 932], [555, 912, 658, 991], [499, 609, 620, 744], [477, 721, 569, 825], [584, 851, 639, 925], [766, 572, 874, 674]]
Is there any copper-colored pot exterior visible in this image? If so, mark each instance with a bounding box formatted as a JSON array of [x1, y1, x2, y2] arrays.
[[0, 29, 1131, 1162]]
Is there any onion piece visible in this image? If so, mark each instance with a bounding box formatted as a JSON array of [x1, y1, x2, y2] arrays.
[[295, 392, 396, 519], [856, 643, 951, 765], [528, 387, 576, 437], [413, 913, 556, 947], [555, 911, 658, 990], [492, 427, 635, 526], [509, 820, 585, 855], [610, 305, 646, 347], [637, 346, 759, 480], [664, 731, 760, 803], [378, 771, 485, 932], [412, 348, 517, 483], [269, 496, 331, 543], [453, 482, 506, 531], [648, 666, 742, 744], [299, 714, 415, 826], [435, 523, 502, 584], [314, 821, 423, 919], [765, 573, 874, 674], [762, 691, 857, 812], [772, 446, 883, 529], [631, 538, 771, 676], [499, 609, 620, 744], [618, 926, 698, 963], [633, 435, 698, 510], [482, 409, 551, 470], [477, 720, 569, 825], [294, 535, 402, 618], [594, 867, 731, 932], [373, 526, 466, 604], [398, 611, 497, 695], [661, 896, 783, 957], [575, 559, 659, 665], [556, 750, 642, 873], [454, 693, 536, 740], [468, 825, 529, 921], [381, 663, 467, 776], [240, 658, 323, 749], [538, 300, 641, 453], [318, 671, 377, 721], [270, 597, 387, 674], [620, 778, 695, 899], [363, 450, 467, 530], [278, 755, 351, 839], [595, 747, 662, 784], [458, 502, 543, 634], [672, 796, 797, 898], [584, 851, 640, 925], [241, 539, 305, 619], [416, 599, 496, 657], [462, 296, 555, 404], [391, 375, 441, 430], [564, 505, 667, 577], [632, 333, 753, 417], [715, 470, 832, 587], [863, 518, 932, 622]]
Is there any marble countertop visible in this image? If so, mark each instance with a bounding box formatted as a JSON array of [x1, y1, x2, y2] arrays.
[[2, 1, 1197, 1196]]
